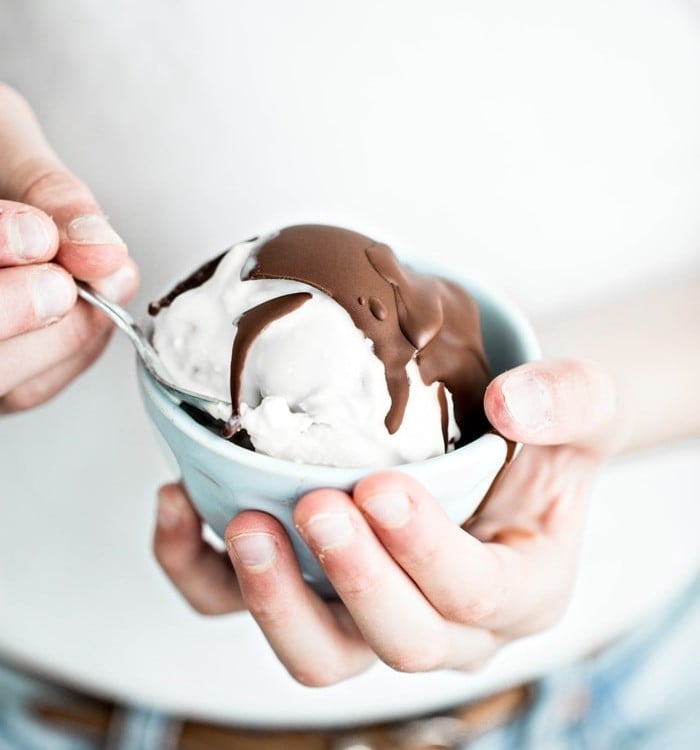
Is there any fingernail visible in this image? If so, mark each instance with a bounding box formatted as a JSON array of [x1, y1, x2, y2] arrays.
[[362, 492, 411, 528], [502, 372, 552, 430], [228, 533, 276, 570], [31, 269, 75, 322], [66, 215, 123, 245], [302, 512, 354, 550], [97, 265, 136, 302], [156, 493, 182, 529], [10, 212, 51, 259]]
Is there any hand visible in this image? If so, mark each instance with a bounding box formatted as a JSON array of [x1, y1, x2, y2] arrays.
[[153, 358, 620, 686], [0, 83, 138, 412]]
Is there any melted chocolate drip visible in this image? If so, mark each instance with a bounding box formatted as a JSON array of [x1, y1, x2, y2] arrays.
[[230, 292, 312, 414], [365, 242, 491, 441], [148, 252, 226, 316], [244, 225, 491, 442], [180, 402, 254, 449], [437, 383, 449, 451]]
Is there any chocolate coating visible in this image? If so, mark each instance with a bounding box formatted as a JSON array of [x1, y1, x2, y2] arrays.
[[230, 292, 312, 414], [149, 224, 492, 447], [148, 252, 226, 316], [244, 225, 491, 443]]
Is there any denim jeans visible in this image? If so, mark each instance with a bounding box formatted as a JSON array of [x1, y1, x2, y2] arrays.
[[2, 574, 698, 750], [468, 574, 700, 750]]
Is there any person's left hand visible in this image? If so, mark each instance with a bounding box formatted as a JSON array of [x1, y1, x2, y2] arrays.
[[153, 357, 621, 686]]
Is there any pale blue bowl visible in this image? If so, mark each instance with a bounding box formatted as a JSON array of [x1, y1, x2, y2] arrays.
[[138, 270, 540, 595]]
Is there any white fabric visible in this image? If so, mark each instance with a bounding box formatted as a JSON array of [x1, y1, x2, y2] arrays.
[[0, 0, 699, 726]]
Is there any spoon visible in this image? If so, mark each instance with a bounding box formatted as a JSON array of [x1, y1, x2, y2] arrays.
[[75, 280, 232, 422]]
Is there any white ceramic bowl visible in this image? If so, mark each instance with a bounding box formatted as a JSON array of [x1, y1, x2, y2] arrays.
[[138, 266, 540, 595]]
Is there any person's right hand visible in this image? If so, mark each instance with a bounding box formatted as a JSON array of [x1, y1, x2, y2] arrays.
[[153, 358, 622, 686], [0, 83, 139, 413]]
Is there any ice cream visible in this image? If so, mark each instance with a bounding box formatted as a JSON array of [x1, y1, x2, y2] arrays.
[[148, 225, 491, 467]]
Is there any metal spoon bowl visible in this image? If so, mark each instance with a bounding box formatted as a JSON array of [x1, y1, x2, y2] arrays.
[[76, 281, 232, 421]]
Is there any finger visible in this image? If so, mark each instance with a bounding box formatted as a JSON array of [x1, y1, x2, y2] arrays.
[[469, 473, 589, 635], [484, 358, 618, 453], [0, 329, 112, 413], [89, 255, 140, 306], [355, 471, 583, 636], [0, 263, 76, 340], [466, 440, 595, 544], [24, 170, 127, 281], [0, 84, 126, 280], [153, 484, 243, 615], [0, 259, 138, 395], [225, 510, 373, 686], [294, 489, 495, 673], [0, 200, 59, 266], [352, 472, 526, 630]]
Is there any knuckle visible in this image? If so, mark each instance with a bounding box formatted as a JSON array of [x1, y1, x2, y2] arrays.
[[0, 391, 29, 413], [151, 541, 173, 571], [152, 539, 187, 577], [187, 599, 221, 617], [449, 632, 504, 672], [19, 164, 93, 213], [440, 555, 507, 626], [63, 313, 93, 352], [246, 599, 290, 629], [402, 536, 442, 570], [288, 665, 343, 688], [0, 381, 51, 412], [441, 594, 500, 626], [334, 568, 382, 599], [381, 637, 448, 673], [63, 306, 109, 352]]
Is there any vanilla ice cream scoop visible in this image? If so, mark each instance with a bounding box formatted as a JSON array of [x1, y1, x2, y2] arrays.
[[149, 226, 491, 467]]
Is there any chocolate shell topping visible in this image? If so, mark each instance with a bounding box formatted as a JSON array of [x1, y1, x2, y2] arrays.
[[242, 225, 491, 444], [229, 291, 312, 425], [148, 252, 226, 316], [151, 225, 491, 446]]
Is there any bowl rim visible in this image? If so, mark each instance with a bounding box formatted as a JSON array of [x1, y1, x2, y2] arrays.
[[138, 265, 541, 480]]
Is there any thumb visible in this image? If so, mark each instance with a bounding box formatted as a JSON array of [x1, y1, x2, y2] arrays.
[[0, 84, 127, 281], [484, 358, 619, 454]]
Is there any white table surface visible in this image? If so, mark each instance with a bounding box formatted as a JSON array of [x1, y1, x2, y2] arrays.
[[1, 335, 698, 727]]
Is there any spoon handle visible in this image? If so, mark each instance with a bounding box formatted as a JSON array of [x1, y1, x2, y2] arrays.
[[75, 281, 155, 364], [75, 280, 231, 418]]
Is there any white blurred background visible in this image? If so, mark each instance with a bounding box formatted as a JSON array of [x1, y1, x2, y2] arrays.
[[2, 0, 699, 313]]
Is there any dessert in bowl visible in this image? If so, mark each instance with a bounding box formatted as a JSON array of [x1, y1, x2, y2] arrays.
[[138, 226, 540, 594]]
